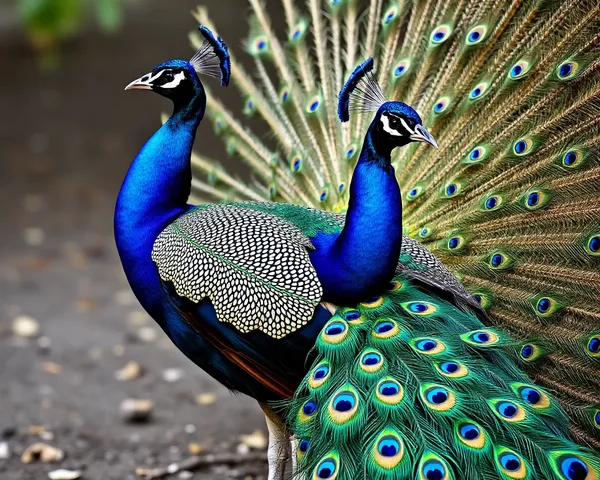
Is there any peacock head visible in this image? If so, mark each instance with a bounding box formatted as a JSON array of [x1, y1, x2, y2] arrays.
[[125, 25, 230, 107], [373, 101, 437, 150], [338, 58, 437, 154]]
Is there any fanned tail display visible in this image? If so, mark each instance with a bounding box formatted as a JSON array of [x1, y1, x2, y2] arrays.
[[189, 0, 600, 452]]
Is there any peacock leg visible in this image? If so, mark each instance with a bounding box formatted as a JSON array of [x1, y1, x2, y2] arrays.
[[260, 404, 290, 480]]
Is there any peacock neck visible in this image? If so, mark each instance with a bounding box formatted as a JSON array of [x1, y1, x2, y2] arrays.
[[323, 123, 403, 302], [114, 93, 205, 319]]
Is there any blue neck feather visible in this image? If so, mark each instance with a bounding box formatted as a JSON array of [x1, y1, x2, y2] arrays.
[[311, 121, 403, 303], [114, 88, 205, 321]]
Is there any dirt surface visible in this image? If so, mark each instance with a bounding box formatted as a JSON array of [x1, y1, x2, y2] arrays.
[[0, 2, 280, 479]]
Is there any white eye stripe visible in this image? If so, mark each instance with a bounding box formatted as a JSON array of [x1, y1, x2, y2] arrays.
[[380, 114, 402, 136], [160, 71, 186, 89], [399, 117, 415, 135], [145, 69, 167, 84]]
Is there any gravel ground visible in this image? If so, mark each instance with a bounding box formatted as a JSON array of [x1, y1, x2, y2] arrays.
[[0, 2, 281, 478]]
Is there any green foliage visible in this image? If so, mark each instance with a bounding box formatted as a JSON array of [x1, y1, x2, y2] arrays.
[[17, 0, 126, 65]]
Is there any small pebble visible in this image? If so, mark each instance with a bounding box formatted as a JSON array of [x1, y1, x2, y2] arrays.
[[184, 424, 196, 434], [195, 393, 216, 405], [128, 311, 148, 326], [23, 227, 45, 246], [48, 469, 82, 480], [115, 290, 136, 306], [0, 441, 10, 459], [178, 472, 193, 480], [137, 326, 157, 343], [43, 362, 63, 374], [187, 443, 202, 455], [239, 430, 267, 450], [12, 315, 40, 338], [120, 399, 153, 423], [162, 368, 183, 383], [236, 444, 250, 455], [21, 443, 65, 463], [114, 361, 143, 381], [37, 336, 52, 353]]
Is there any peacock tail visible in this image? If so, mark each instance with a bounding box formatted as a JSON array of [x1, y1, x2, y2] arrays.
[[185, 0, 600, 453], [284, 279, 600, 479]]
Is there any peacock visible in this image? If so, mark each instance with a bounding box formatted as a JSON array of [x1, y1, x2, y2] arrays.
[[115, 1, 600, 479]]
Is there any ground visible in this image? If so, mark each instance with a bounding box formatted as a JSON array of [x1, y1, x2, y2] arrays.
[[0, 2, 279, 478]]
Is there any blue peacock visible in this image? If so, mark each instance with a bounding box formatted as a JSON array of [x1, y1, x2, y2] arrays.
[[115, 1, 600, 479]]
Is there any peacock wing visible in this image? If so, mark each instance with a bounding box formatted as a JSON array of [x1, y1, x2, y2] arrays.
[[151, 203, 323, 339]]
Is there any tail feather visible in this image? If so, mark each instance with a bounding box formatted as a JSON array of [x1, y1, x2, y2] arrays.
[[189, 0, 600, 447], [283, 279, 600, 479]]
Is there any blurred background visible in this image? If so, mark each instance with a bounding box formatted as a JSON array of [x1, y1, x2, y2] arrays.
[[0, 1, 284, 478]]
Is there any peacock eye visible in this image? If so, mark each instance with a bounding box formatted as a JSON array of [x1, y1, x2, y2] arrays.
[[163, 72, 175, 81], [388, 116, 399, 128]]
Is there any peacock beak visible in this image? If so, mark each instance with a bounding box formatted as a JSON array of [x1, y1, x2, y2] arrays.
[[124, 73, 154, 91], [410, 124, 438, 149]]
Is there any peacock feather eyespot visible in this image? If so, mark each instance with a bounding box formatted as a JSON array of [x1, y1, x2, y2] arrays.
[[392, 58, 411, 79], [531, 295, 562, 317], [321, 319, 349, 344], [471, 290, 492, 309], [359, 349, 385, 373], [461, 329, 500, 346], [519, 343, 542, 362], [288, 20, 307, 43], [441, 181, 462, 198], [432, 96, 451, 114], [594, 409, 600, 429], [268, 183, 277, 200], [561, 148, 584, 168], [587, 335, 600, 357], [466, 25, 488, 45], [496, 447, 529, 479], [361, 296, 384, 308], [306, 95, 322, 114], [585, 234, 600, 256], [243, 97, 257, 116], [328, 387, 359, 424], [548, 451, 597, 480], [508, 60, 531, 80], [487, 250, 514, 270], [373, 429, 405, 469], [319, 188, 328, 203], [213, 115, 226, 134], [249, 35, 269, 56], [469, 81, 489, 100], [313, 452, 340, 480], [436, 360, 469, 379], [382, 7, 398, 25], [309, 361, 331, 389], [297, 438, 310, 460], [512, 383, 551, 409], [298, 399, 318, 423], [337, 183, 345, 194], [407, 184, 425, 201], [372, 319, 400, 340], [279, 85, 290, 104], [456, 421, 487, 450], [419, 227, 432, 238], [445, 235, 465, 252], [345, 143, 358, 161], [412, 337, 446, 355], [556, 60, 579, 81], [403, 301, 438, 316], [430, 24, 452, 45], [513, 137, 533, 156], [388, 280, 404, 291], [290, 152, 304, 173], [226, 138, 237, 155], [481, 194, 504, 211], [343, 309, 363, 324], [464, 145, 488, 164], [490, 399, 526, 423], [419, 452, 451, 480], [376, 378, 404, 405]]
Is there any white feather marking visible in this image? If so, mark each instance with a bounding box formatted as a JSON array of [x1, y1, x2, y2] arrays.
[[380, 114, 402, 136], [161, 71, 186, 89]]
